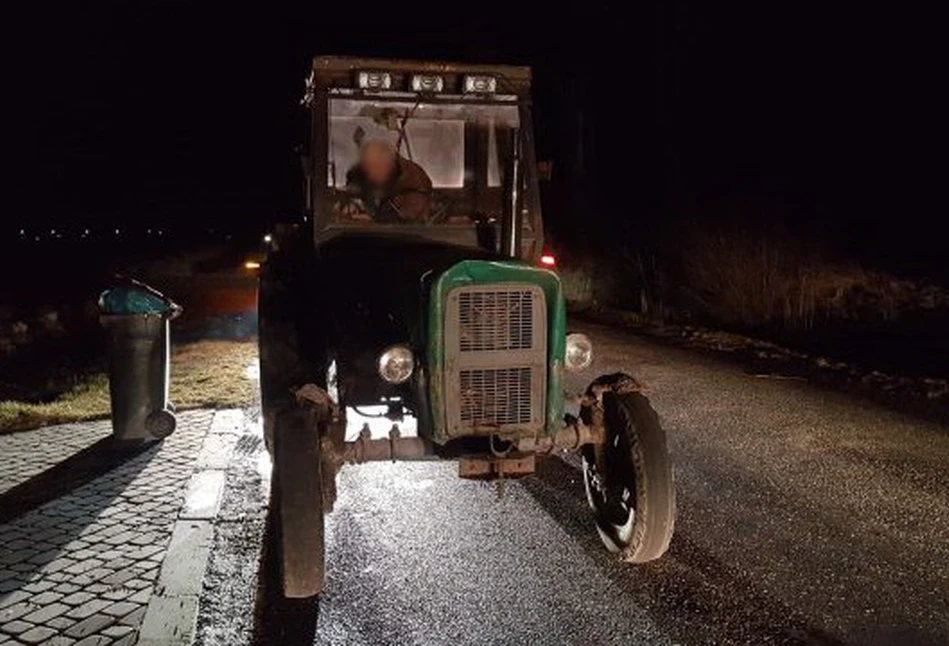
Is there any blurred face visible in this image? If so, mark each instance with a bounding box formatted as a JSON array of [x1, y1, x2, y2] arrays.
[[360, 142, 396, 186]]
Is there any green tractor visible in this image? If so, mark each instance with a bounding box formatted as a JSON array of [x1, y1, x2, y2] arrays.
[[258, 56, 676, 599]]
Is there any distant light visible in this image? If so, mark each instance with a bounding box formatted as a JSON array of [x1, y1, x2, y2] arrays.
[[50, 229, 56, 235], [19, 229, 25, 236], [244, 261, 261, 270], [114, 228, 120, 235], [263, 233, 273, 244], [540, 253, 557, 267]]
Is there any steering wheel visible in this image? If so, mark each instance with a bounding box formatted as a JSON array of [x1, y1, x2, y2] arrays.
[[334, 195, 370, 220], [426, 199, 452, 224], [337, 188, 456, 224], [388, 187, 456, 224], [380, 187, 448, 224]]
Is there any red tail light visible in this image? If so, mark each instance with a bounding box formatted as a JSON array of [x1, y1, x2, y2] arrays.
[[539, 253, 557, 267]]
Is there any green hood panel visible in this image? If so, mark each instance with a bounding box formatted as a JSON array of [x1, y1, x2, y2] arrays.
[[426, 260, 566, 443]]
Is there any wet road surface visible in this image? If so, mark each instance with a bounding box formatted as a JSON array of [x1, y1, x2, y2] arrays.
[[195, 322, 949, 646]]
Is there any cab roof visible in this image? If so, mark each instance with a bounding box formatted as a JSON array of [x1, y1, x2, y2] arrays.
[[310, 55, 532, 96]]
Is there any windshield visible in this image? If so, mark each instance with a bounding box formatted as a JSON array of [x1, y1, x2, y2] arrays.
[[325, 98, 520, 226]]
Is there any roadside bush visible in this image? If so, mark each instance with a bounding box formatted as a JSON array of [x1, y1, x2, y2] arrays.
[[677, 220, 931, 329], [564, 215, 946, 332], [559, 240, 670, 317]]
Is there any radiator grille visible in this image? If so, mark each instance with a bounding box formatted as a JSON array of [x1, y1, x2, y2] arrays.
[[459, 367, 533, 426], [458, 289, 534, 352], [445, 283, 547, 435]]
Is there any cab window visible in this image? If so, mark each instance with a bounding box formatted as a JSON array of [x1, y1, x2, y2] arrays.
[[325, 98, 521, 226]]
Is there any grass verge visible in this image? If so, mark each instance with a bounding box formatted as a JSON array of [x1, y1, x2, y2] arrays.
[[0, 340, 258, 433]]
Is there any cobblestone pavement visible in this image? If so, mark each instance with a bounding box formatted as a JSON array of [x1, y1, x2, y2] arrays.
[[0, 410, 216, 645], [0, 422, 113, 496]]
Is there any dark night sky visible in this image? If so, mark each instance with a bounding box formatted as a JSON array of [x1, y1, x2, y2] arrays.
[[8, 2, 948, 279]]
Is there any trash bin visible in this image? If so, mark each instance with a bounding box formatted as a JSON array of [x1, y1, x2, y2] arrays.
[[99, 281, 182, 441]]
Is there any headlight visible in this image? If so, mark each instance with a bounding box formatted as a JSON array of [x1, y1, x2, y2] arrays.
[[565, 333, 593, 372], [377, 345, 414, 383]]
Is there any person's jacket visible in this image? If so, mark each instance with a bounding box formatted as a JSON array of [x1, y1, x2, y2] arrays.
[[345, 157, 433, 222]]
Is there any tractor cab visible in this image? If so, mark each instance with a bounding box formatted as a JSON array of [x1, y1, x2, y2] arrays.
[[302, 57, 542, 258]]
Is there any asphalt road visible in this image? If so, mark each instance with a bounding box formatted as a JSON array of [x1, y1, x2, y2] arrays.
[[195, 321, 949, 646]]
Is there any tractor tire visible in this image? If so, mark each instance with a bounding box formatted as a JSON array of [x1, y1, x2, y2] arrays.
[[258, 269, 309, 454], [581, 390, 676, 562], [272, 406, 325, 599]]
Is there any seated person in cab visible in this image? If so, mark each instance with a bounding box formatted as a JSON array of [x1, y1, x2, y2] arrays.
[[341, 140, 433, 222]]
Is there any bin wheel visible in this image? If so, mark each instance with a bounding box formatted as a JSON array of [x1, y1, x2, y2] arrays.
[[272, 407, 325, 599], [145, 409, 176, 439]]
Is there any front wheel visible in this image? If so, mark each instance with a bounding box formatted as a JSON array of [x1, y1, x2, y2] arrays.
[[272, 407, 325, 598], [581, 389, 676, 562]]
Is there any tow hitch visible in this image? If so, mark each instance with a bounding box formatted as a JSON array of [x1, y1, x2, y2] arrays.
[[458, 453, 536, 480]]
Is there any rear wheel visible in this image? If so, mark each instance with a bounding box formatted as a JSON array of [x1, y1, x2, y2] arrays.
[[271, 407, 325, 598], [581, 389, 676, 562]]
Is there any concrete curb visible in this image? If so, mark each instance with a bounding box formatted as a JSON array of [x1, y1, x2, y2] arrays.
[[138, 410, 243, 645]]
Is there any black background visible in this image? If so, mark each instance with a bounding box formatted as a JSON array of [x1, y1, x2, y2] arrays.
[[7, 2, 948, 280]]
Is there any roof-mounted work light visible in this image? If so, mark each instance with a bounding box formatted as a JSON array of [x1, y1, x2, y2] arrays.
[[356, 70, 392, 90], [411, 74, 444, 93], [463, 75, 497, 94]]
